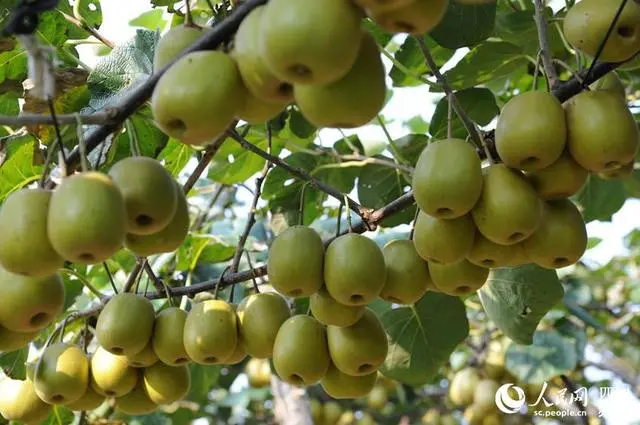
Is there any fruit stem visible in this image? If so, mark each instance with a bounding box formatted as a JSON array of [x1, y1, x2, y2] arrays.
[[102, 262, 119, 294], [298, 182, 309, 226], [75, 113, 90, 172], [344, 195, 353, 233], [59, 267, 106, 298], [243, 250, 261, 293], [378, 46, 439, 88]]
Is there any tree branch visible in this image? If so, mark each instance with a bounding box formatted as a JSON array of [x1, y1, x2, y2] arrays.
[[229, 174, 265, 273], [59, 11, 115, 49], [533, 0, 559, 88], [182, 125, 234, 194], [0, 110, 118, 127], [559, 375, 589, 425]]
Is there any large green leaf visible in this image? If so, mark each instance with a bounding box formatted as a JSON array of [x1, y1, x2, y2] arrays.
[[0, 347, 28, 379], [0, 48, 27, 85], [573, 175, 626, 223], [430, 1, 497, 49], [0, 92, 19, 116], [357, 163, 414, 227], [380, 292, 469, 386], [392, 134, 429, 166], [42, 406, 75, 425], [479, 264, 564, 345], [389, 36, 454, 87], [493, 8, 566, 57], [129, 9, 167, 32], [0, 135, 43, 201], [505, 330, 578, 385], [430, 88, 499, 139], [157, 138, 194, 177], [188, 364, 221, 404]]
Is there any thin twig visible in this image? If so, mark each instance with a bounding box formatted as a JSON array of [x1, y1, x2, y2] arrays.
[[0, 110, 117, 127], [243, 249, 261, 292], [559, 375, 589, 425], [182, 126, 234, 194], [533, 0, 559, 88], [122, 260, 144, 293], [229, 174, 265, 273], [102, 262, 118, 294], [191, 184, 226, 230], [60, 12, 115, 49]]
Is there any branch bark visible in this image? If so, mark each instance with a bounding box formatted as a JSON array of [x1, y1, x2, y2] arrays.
[[0, 110, 118, 126], [533, 0, 559, 88]]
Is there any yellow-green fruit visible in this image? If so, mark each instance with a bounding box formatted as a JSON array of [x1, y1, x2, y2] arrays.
[[245, 358, 272, 388], [267, 225, 324, 297], [500, 243, 530, 267], [109, 156, 177, 235], [96, 292, 155, 356], [327, 309, 388, 376], [429, 259, 488, 296], [522, 199, 587, 269], [0, 324, 37, 352], [272, 315, 330, 386], [309, 398, 323, 424], [336, 410, 355, 425], [34, 343, 89, 404], [153, 24, 203, 70], [368, 0, 449, 34], [0, 378, 51, 423], [526, 151, 588, 200], [563, 0, 640, 63], [471, 164, 543, 245], [483, 413, 502, 425], [152, 307, 190, 366], [590, 72, 627, 100], [440, 415, 457, 425], [64, 385, 104, 411], [115, 379, 158, 415], [381, 239, 431, 304], [238, 292, 291, 358], [412, 139, 483, 219], [376, 372, 397, 391], [413, 211, 475, 264], [565, 90, 640, 172], [449, 367, 480, 406], [90, 346, 138, 397], [463, 404, 483, 425], [422, 408, 441, 425], [48, 172, 126, 264], [310, 286, 365, 328], [125, 180, 190, 257], [466, 233, 519, 269], [143, 362, 190, 405], [151, 51, 246, 146], [367, 385, 388, 410], [324, 401, 344, 425], [294, 32, 385, 129], [483, 342, 505, 379], [260, 0, 363, 85], [237, 91, 288, 124], [324, 233, 387, 306], [320, 362, 377, 399], [354, 0, 412, 13], [599, 161, 635, 179], [183, 299, 238, 364], [0, 189, 63, 276], [357, 412, 377, 425], [224, 338, 247, 365], [125, 342, 158, 368], [473, 379, 500, 415], [620, 51, 640, 70], [495, 91, 566, 171], [0, 267, 64, 332], [232, 6, 293, 102]]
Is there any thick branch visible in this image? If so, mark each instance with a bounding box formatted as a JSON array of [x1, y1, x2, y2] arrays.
[[0, 110, 117, 127], [533, 0, 559, 87]]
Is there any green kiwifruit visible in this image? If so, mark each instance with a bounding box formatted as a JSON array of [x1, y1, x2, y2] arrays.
[[125, 180, 190, 256], [34, 343, 89, 404], [125, 342, 158, 368], [463, 404, 483, 425], [64, 385, 104, 412], [471, 164, 543, 245], [367, 385, 388, 410], [599, 161, 635, 179], [153, 24, 203, 70], [565, 90, 639, 172], [152, 307, 190, 366], [47, 172, 127, 264], [501, 243, 531, 267], [224, 336, 247, 365], [413, 211, 475, 264], [449, 367, 480, 406], [526, 151, 588, 200], [353, 0, 412, 13], [309, 399, 323, 424], [272, 315, 330, 386], [380, 239, 431, 304], [143, 362, 191, 405], [245, 357, 271, 388], [0, 324, 37, 352], [412, 139, 483, 219], [259, 0, 363, 85], [108, 157, 177, 235], [183, 299, 238, 364], [368, 0, 448, 34], [325, 233, 387, 306], [429, 260, 489, 297], [590, 72, 627, 100], [495, 91, 566, 171], [90, 346, 138, 397], [563, 0, 640, 63], [473, 379, 500, 415], [95, 292, 155, 356], [466, 233, 519, 269], [0, 378, 51, 423], [232, 6, 293, 103], [151, 51, 246, 146], [327, 309, 388, 377], [522, 199, 587, 269], [0, 188, 63, 276], [310, 286, 365, 327], [294, 31, 385, 129], [320, 362, 377, 399], [267, 225, 324, 297], [115, 379, 158, 415], [237, 292, 291, 358], [237, 90, 288, 124], [0, 267, 64, 332]]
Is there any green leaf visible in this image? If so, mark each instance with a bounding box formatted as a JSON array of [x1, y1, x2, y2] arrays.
[[493, 8, 565, 57], [157, 139, 194, 177], [430, 88, 499, 139], [380, 292, 469, 386], [177, 235, 229, 271], [0, 92, 19, 115], [389, 36, 454, 87], [130, 9, 167, 32], [405, 116, 429, 134], [74, 0, 103, 30], [357, 163, 414, 227], [0, 347, 28, 379], [479, 264, 565, 345], [573, 175, 626, 223], [289, 109, 316, 139], [623, 169, 640, 198], [188, 364, 221, 404], [505, 330, 578, 385], [42, 406, 75, 425], [363, 18, 393, 47], [555, 318, 587, 363], [430, 1, 497, 49], [0, 48, 28, 85], [198, 241, 236, 264], [62, 275, 84, 310], [0, 135, 43, 202], [392, 134, 429, 166], [587, 237, 602, 250], [442, 41, 528, 90]]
